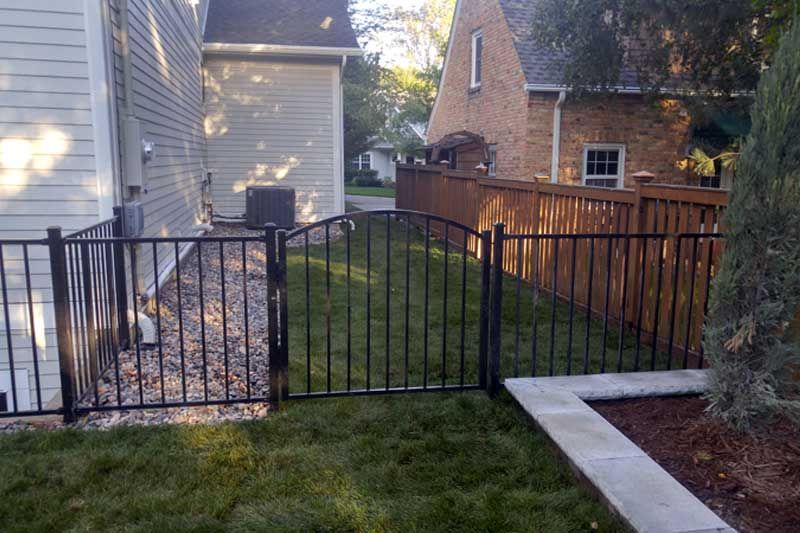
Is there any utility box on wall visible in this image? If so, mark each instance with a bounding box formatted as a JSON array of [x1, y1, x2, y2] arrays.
[[124, 201, 145, 237], [245, 186, 296, 229]]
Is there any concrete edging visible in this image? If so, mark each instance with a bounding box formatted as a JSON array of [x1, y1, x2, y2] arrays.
[[505, 370, 735, 533]]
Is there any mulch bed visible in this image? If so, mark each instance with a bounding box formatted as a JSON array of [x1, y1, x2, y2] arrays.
[[591, 396, 800, 533]]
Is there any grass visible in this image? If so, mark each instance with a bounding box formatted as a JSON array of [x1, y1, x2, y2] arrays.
[[345, 185, 397, 198], [0, 393, 623, 532], [285, 212, 668, 396]]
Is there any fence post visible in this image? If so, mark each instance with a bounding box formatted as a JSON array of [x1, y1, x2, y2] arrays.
[[112, 206, 130, 349], [627, 171, 655, 322], [276, 229, 290, 401], [265, 223, 283, 405], [48, 227, 77, 423], [488, 222, 505, 398], [477, 229, 492, 389]]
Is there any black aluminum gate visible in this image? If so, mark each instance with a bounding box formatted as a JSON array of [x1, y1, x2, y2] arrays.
[[274, 210, 492, 401], [1, 207, 719, 422]]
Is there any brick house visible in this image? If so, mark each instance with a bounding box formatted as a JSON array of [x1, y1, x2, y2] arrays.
[[427, 0, 703, 189]]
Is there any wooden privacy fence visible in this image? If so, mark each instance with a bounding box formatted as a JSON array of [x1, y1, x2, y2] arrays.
[[396, 164, 729, 362]]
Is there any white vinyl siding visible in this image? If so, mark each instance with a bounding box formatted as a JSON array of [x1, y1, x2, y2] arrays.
[[108, 0, 206, 287], [0, 0, 98, 408], [204, 58, 341, 222]]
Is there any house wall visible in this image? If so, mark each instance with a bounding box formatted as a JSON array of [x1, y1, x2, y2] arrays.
[[108, 0, 207, 286], [204, 56, 344, 222], [0, 0, 112, 408], [545, 94, 693, 187], [367, 148, 395, 181], [427, 0, 533, 180], [430, 0, 694, 186]]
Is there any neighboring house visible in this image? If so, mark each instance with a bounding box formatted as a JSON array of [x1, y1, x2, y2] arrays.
[[427, 0, 704, 189], [351, 121, 426, 181], [204, 0, 361, 219], [0, 0, 359, 411]]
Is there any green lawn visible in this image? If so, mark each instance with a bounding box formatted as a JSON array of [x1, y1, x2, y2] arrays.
[[285, 213, 667, 396], [345, 185, 397, 198], [0, 393, 623, 532]]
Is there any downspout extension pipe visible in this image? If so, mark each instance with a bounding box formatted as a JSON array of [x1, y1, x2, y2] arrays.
[[550, 90, 567, 184]]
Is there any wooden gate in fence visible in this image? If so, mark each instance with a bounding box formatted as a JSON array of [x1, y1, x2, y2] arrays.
[[396, 164, 729, 362]]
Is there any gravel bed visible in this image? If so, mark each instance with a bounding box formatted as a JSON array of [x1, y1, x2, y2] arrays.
[[70, 222, 342, 428]]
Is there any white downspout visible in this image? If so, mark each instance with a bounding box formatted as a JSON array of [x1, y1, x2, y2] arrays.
[[550, 90, 566, 183]]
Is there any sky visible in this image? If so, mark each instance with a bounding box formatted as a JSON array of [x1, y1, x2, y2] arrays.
[[351, 0, 428, 67]]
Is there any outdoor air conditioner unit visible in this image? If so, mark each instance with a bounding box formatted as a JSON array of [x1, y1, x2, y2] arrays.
[[245, 186, 296, 229]]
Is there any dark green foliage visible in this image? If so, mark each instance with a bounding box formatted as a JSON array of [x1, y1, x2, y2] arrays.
[[344, 55, 391, 162], [530, 0, 796, 112], [0, 394, 623, 532], [704, 21, 800, 430], [345, 168, 383, 187]]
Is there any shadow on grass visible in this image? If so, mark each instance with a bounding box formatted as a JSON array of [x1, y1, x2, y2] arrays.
[[0, 393, 624, 532]]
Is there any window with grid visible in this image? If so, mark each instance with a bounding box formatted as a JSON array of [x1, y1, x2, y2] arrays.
[[350, 153, 372, 170], [583, 145, 624, 188]]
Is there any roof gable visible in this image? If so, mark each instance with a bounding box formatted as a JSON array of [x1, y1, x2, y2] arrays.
[[204, 0, 360, 50], [497, 0, 639, 89]]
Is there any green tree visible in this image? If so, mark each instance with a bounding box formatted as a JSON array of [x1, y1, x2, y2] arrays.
[[343, 54, 391, 162], [703, 20, 800, 430], [530, 0, 796, 98]]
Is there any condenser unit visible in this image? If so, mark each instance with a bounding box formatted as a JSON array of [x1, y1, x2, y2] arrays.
[[245, 186, 296, 229]]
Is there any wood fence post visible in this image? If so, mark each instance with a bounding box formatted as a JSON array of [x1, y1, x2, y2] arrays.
[[532, 178, 542, 235], [628, 171, 656, 322]]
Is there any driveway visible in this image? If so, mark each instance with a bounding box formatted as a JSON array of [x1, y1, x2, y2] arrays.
[[345, 194, 396, 211]]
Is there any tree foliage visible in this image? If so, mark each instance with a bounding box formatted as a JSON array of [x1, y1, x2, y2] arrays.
[[343, 54, 391, 162], [530, 0, 797, 99], [345, 0, 455, 157], [703, 20, 800, 431]]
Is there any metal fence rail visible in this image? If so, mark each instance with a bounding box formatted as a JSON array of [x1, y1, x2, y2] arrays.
[[487, 223, 723, 395], [0, 237, 57, 418], [1, 207, 725, 422], [281, 210, 492, 400]]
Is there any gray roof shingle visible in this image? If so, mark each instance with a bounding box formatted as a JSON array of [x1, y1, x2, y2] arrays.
[[497, 0, 640, 88], [204, 0, 360, 49]]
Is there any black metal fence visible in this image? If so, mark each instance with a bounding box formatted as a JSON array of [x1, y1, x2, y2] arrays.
[[0, 209, 723, 422]]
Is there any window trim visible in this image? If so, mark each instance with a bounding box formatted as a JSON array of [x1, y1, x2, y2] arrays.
[[470, 29, 483, 89], [581, 143, 626, 189], [351, 153, 372, 171]]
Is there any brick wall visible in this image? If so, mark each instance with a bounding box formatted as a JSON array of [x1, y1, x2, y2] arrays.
[[428, 0, 532, 179], [553, 95, 693, 187], [430, 0, 694, 185]]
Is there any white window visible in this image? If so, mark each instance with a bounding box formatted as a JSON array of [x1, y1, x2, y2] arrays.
[[351, 153, 372, 170], [488, 144, 497, 176], [471, 30, 483, 89], [582, 144, 625, 188]]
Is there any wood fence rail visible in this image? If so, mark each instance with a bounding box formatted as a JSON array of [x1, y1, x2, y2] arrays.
[[396, 164, 730, 364]]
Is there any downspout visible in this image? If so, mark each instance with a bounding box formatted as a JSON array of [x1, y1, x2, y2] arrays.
[[119, 0, 136, 201], [550, 90, 566, 184]]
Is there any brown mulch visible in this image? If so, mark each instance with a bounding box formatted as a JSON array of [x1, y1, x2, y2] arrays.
[[591, 396, 800, 533]]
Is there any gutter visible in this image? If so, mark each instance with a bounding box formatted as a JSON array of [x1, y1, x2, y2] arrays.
[[203, 42, 363, 58], [525, 83, 752, 98], [550, 90, 566, 183]]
